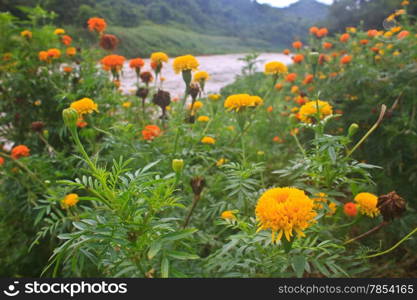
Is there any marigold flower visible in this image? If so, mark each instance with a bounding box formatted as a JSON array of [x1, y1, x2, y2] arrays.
[[197, 115, 210, 122], [70, 97, 98, 115], [173, 55, 199, 74], [340, 55, 352, 64], [221, 210, 236, 220], [151, 52, 169, 64], [99, 34, 119, 50], [100, 54, 125, 72], [283, 49, 291, 55], [264, 61, 287, 75], [292, 41, 303, 49], [367, 29, 378, 38], [194, 71, 210, 82], [216, 158, 227, 166], [129, 58, 145, 70], [66, 47, 76, 56], [323, 42, 333, 49], [142, 125, 161, 141], [63, 66, 73, 73], [208, 94, 221, 101], [401, 0, 409, 5], [354, 193, 380, 218], [201, 136, 215, 144], [275, 83, 283, 90], [344, 202, 358, 217], [38, 51, 48, 62], [267, 106, 273, 113], [61, 35, 72, 46], [298, 100, 333, 123], [62, 193, 79, 208], [290, 85, 299, 94], [76, 118, 88, 128], [11, 145, 30, 159], [292, 54, 304, 64], [346, 27, 357, 33], [256, 187, 317, 242], [87, 17, 107, 33], [340, 33, 350, 43], [20, 30, 32, 39], [316, 27, 329, 38], [48, 48, 61, 59], [273, 136, 283, 143], [224, 94, 263, 112], [397, 30, 409, 39], [309, 26, 319, 35], [285, 73, 297, 82], [54, 28, 65, 35], [122, 101, 132, 108], [360, 39, 369, 45], [0, 157, 4, 166], [303, 74, 314, 84], [188, 100, 203, 111]]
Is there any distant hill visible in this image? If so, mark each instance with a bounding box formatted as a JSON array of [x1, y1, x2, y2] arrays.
[[282, 0, 329, 22], [1, 0, 330, 56]]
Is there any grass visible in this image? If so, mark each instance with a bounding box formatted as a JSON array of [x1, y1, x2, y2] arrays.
[[70, 24, 278, 57]]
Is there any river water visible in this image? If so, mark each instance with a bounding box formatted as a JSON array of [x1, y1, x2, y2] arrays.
[[120, 53, 292, 97]]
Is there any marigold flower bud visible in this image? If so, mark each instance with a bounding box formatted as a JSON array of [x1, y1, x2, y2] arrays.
[[172, 159, 184, 173], [190, 176, 205, 196], [348, 123, 359, 137], [62, 108, 79, 129], [377, 191, 406, 221]]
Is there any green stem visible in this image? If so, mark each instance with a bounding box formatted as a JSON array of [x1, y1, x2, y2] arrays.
[[363, 227, 417, 258]]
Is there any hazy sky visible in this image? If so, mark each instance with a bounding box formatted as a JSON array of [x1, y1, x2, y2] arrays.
[[256, 0, 334, 7]]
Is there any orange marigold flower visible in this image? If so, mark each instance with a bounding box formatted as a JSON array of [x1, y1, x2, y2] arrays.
[[76, 118, 88, 128], [100, 54, 125, 72], [62, 193, 79, 208], [38, 51, 48, 62], [66, 47, 76, 56], [63, 66, 73, 73], [275, 83, 283, 90], [285, 73, 297, 82], [309, 26, 319, 35], [397, 30, 409, 40], [292, 41, 303, 49], [201, 136, 216, 144], [267, 106, 273, 113], [316, 27, 329, 38], [221, 210, 236, 220], [142, 125, 161, 141], [61, 35, 72, 46], [87, 17, 107, 33], [340, 33, 350, 43], [292, 54, 304, 64], [48, 48, 61, 59], [273, 136, 283, 143], [323, 42, 333, 49], [367, 29, 378, 38], [0, 157, 4, 165], [303, 74, 314, 85], [11, 145, 30, 159], [344, 202, 358, 217], [340, 55, 352, 64], [283, 49, 291, 55], [129, 58, 145, 70], [360, 39, 369, 45]]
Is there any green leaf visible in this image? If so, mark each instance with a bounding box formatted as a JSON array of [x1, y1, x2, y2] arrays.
[[292, 255, 306, 278], [148, 242, 162, 260], [167, 250, 199, 260], [328, 147, 337, 163], [161, 257, 169, 278]]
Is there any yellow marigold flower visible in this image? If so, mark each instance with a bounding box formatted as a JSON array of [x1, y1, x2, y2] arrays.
[[256, 187, 317, 242], [291, 85, 299, 94], [66, 47, 77, 56], [298, 100, 333, 123], [188, 101, 203, 111], [122, 101, 132, 108], [327, 202, 337, 216], [20, 30, 32, 39], [201, 136, 215, 144], [62, 193, 79, 208], [386, 14, 395, 22], [54, 28, 65, 35], [384, 31, 393, 38], [150, 52, 169, 63], [70, 97, 98, 115], [194, 71, 210, 82], [393, 50, 400, 56], [34, 100, 42, 106], [197, 115, 210, 122], [224, 94, 263, 112], [390, 26, 402, 33], [173, 55, 199, 74], [208, 94, 221, 101], [221, 210, 236, 220], [346, 27, 357, 33], [264, 61, 288, 75], [312, 192, 328, 210], [216, 158, 227, 167], [354, 192, 380, 218], [401, 0, 409, 6]]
